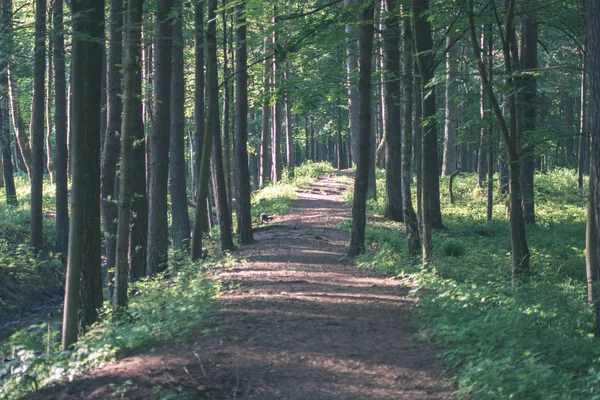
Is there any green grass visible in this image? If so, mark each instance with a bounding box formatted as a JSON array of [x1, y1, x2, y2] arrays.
[[1, 160, 338, 398], [0, 255, 225, 399], [344, 168, 599, 399]]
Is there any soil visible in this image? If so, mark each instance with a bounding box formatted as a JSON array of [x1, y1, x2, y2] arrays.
[[27, 174, 450, 400]]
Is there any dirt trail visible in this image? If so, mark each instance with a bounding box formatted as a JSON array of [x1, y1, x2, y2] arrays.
[[29, 174, 450, 399]]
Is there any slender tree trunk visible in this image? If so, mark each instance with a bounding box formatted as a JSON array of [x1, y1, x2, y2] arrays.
[[222, 1, 233, 210], [30, 0, 46, 250], [520, 14, 537, 224], [53, 0, 67, 250], [113, 0, 143, 310], [578, 13, 588, 189], [587, 0, 600, 336], [147, 0, 174, 274], [191, 0, 218, 261], [401, 9, 420, 256], [348, 2, 374, 257], [587, 163, 598, 303], [62, 0, 104, 349], [442, 36, 458, 177], [0, 1, 17, 206], [212, 103, 234, 250], [46, 14, 55, 185], [477, 26, 489, 188], [344, 0, 360, 166], [260, 37, 271, 188], [101, 0, 123, 286], [271, 10, 283, 183], [169, 0, 191, 250], [467, 0, 530, 282], [234, 1, 253, 245], [4, 0, 33, 181], [414, 65, 422, 226], [284, 66, 294, 172], [383, 0, 403, 222]]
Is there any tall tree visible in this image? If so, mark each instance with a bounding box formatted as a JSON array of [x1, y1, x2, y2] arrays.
[[54, 0, 68, 251], [30, 0, 46, 250], [588, 0, 600, 336], [234, 0, 254, 245], [191, 0, 218, 261], [344, 0, 360, 165], [62, 0, 105, 349], [260, 37, 271, 188], [113, 0, 144, 310], [348, 0, 374, 257], [520, 14, 537, 224], [401, 5, 420, 256], [271, 8, 283, 183], [0, 0, 17, 206], [442, 36, 458, 177], [45, 11, 55, 185], [147, 0, 174, 274], [169, 0, 191, 250], [382, 0, 403, 222], [101, 0, 123, 284], [467, 0, 530, 281]]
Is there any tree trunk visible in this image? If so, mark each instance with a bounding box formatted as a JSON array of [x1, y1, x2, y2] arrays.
[[62, 0, 104, 349], [401, 10, 420, 256], [344, 0, 360, 165], [30, 0, 46, 250], [578, 16, 588, 189], [520, 14, 537, 224], [260, 38, 271, 188], [284, 66, 294, 172], [348, 2, 374, 257], [147, 0, 173, 275], [414, 65, 422, 226], [53, 0, 67, 251], [383, 0, 403, 222], [442, 36, 458, 177], [222, 1, 233, 210], [191, 0, 218, 261], [0, 3, 17, 206], [587, 0, 600, 336], [46, 14, 55, 185], [234, 1, 253, 246], [169, 0, 191, 250], [271, 11, 283, 183], [101, 0, 123, 286], [467, 0, 530, 282], [4, 0, 33, 182], [113, 0, 143, 310], [477, 26, 489, 188]]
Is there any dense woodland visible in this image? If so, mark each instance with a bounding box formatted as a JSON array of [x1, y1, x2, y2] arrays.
[[2, 0, 600, 397]]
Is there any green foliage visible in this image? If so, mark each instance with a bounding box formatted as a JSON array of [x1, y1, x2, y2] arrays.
[[348, 169, 598, 399], [0, 257, 224, 399]]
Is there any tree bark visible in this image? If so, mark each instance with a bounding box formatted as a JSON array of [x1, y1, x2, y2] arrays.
[[191, 0, 218, 261], [401, 9, 420, 256], [348, 1, 374, 257], [169, 0, 191, 250], [62, 0, 104, 349], [53, 0, 68, 251], [113, 0, 143, 310], [344, 0, 360, 166], [0, 0, 17, 206], [442, 36, 458, 177], [234, 1, 253, 246], [222, 1, 233, 210], [271, 10, 283, 183], [101, 0, 123, 286], [383, 0, 403, 222], [147, 0, 173, 275], [46, 13, 55, 185], [284, 66, 294, 172], [520, 14, 537, 224], [260, 38, 271, 188], [30, 0, 46, 250]]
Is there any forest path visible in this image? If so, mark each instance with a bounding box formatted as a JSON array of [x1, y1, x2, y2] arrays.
[[30, 174, 450, 399]]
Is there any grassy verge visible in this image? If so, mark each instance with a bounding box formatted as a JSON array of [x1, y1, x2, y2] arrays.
[[342, 168, 600, 399]]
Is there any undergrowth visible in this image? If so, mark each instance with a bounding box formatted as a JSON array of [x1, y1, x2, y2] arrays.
[[1, 160, 335, 398], [0, 255, 226, 399], [344, 168, 599, 399]]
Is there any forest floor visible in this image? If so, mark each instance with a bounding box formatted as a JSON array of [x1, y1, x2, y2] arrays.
[[28, 174, 450, 399]]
